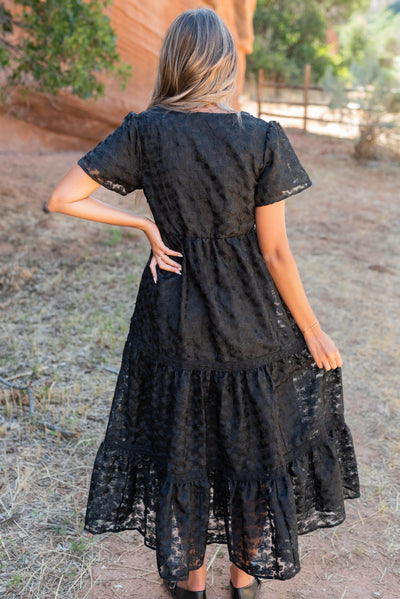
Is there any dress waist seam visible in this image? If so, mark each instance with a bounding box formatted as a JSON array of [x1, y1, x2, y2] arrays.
[[165, 225, 256, 241], [130, 339, 308, 371]]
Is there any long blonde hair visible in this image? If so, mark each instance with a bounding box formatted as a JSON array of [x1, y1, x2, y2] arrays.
[[148, 8, 238, 113]]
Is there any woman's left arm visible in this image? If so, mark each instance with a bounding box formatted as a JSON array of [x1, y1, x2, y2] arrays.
[[46, 164, 182, 277], [256, 200, 342, 371]]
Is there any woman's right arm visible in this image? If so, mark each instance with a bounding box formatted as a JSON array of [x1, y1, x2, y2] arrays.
[[255, 200, 342, 371]]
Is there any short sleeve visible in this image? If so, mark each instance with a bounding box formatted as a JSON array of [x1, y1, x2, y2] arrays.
[[254, 121, 312, 207], [78, 111, 142, 195]]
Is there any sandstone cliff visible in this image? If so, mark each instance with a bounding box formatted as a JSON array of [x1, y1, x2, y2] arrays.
[[1, 0, 256, 150]]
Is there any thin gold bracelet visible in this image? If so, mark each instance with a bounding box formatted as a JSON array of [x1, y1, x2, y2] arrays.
[[302, 321, 320, 336]]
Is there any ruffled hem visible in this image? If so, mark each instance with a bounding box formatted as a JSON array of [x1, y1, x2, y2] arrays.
[[84, 337, 360, 581], [85, 419, 360, 581]]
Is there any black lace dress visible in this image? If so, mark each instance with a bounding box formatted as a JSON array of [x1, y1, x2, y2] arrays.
[[78, 106, 360, 582]]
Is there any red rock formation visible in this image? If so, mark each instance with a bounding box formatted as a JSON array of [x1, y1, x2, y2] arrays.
[[1, 0, 256, 150]]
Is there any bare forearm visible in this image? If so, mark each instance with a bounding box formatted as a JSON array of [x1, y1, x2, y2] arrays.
[[46, 163, 149, 231], [47, 195, 149, 231], [255, 202, 341, 370], [47, 163, 183, 279], [263, 249, 318, 333], [47, 191, 183, 276]]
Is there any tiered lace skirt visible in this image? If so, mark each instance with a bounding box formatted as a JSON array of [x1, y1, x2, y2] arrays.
[[85, 337, 360, 581]]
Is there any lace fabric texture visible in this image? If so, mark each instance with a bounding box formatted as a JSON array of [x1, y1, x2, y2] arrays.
[[79, 107, 360, 581]]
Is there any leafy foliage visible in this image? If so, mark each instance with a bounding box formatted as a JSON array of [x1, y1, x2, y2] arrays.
[[0, 0, 131, 99], [320, 0, 370, 22], [247, 0, 368, 84], [325, 7, 400, 159], [338, 9, 400, 75]]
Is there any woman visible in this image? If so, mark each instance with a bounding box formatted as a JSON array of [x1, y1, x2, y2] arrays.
[[46, 8, 360, 599]]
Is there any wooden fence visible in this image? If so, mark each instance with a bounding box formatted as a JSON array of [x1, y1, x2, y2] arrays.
[[257, 65, 359, 132]]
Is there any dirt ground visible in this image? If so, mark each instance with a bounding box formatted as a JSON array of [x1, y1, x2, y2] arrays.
[[0, 119, 399, 598]]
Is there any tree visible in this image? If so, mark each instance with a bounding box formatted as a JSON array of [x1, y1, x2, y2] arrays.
[[320, 0, 370, 22], [0, 0, 131, 100], [326, 7, 400, 159], [247, 0, 368, 84]]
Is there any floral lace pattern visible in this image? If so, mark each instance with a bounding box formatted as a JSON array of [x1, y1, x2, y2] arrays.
[[78, 107, 360, 581]]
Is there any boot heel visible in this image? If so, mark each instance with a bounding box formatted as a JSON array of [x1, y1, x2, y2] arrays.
[[165, 579, 207, 599]]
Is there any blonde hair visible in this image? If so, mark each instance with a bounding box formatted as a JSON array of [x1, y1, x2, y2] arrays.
[[148, 8, 238, 113]]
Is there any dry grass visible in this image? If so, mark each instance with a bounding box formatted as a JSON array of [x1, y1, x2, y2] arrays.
[[0, 156, 152, 597], [0, 129, 399, 598]]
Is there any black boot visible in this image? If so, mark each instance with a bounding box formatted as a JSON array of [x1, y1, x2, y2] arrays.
[[229, 576, 261, 599], [165, 580, 207, 599]]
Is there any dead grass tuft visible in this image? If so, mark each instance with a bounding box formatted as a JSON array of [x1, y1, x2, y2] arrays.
[[0, 264, 37, 293]]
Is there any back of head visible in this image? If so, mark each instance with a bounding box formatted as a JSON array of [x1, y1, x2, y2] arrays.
[[148, 8, 238, 113]]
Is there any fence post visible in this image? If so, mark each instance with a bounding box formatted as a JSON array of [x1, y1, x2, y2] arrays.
[[303, 64, 311, 132], [257, 69, 264, 118]]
